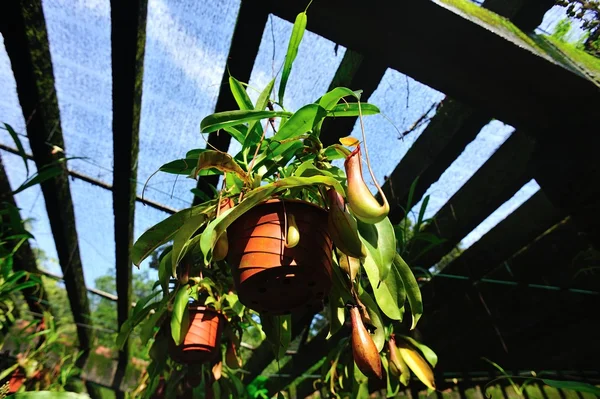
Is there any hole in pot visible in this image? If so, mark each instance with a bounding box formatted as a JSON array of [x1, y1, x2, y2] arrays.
[[258, 287, 267, 293]]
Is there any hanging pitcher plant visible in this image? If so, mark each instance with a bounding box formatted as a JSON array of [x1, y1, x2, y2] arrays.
[[118, 7, 435, 398]]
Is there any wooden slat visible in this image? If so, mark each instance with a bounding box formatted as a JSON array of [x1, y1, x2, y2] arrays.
[[442, 190, 565, 281], [320, 50, 387, 147], [267, 0, 600, 135], [0, 145, 176, 215], [422, 221, 594, 370], [420, 190, 567, 312], [265, 327, 337, 395], [382, 0, 552, 224], [383, 98, 490, 223], [243, 311, 315, 383], [408, 131, 536, 269], [193, 2, 269, 203], [0, 153, 48, 315], [0, 0, 93, 350], [532, 131, 600, 251], [110, 0, 148, 392]]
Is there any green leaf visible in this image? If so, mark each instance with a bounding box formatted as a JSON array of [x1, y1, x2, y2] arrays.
[[223, 125, 247, 144], [140, 297, 169, 344], [358, 289, 385, 352], [318, 87, 361, 110], [200, 175, 343, 264], [394, 254, 422, 329], [271, 104, 327, 142], [542, 380, 600, 395], [158, 250, 172, 295], [171, 286, 191, 346], [116, 291, 161, 350], [278, 11, 307, 105], [200, 110, 291, 134], [415, 194, 430, 233], [362, 252, 406, 321], [131, 201, 216, 266], [328, 103, 380, 117], [171, 212, 207, 274], [397, 335, 438, 368], [260, 314, 292, 359], [245, 78, 275, 149], [229, 76, 253, 110], [158, 158, 221, 176], [12, 165, 62, 195], [381, 354, 401, 398], [11, 392, 92, 398], [322, 144, 350, 161], [357, 217, 396, 281], [4, 123, 29, 176]]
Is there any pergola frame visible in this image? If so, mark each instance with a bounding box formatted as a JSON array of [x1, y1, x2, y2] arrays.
[[1, 0, 599, 395]]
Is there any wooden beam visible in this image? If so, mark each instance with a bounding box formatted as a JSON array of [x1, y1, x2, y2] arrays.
[[320, 50, 387, 147], [193, 2, 269, 203], [0, 153, 48, 315], [110, 0, 148, 392], [383, 98, 491, 223], [442, 191, 565, 281], [265, 327, 337, 395], [267, 0, 600, 136], [408, 131, 536, 269], [532, 131, 600, 251], [0, 145, 176, 215], [243, 311, 316, 383], [422, 221, 594, 370], [0, 0, 93, 350], [420, 190, 567, 312], [381, 0, 551, 224]]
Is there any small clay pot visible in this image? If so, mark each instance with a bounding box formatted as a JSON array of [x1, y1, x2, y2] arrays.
[[227, 199, 333, 314], [169, 305, 225, 364]]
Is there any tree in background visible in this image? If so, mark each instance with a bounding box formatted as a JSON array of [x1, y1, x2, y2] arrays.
[[556, 0, 600, 56]]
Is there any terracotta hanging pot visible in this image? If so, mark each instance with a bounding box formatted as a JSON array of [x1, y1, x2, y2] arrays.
[[169, 305, 225, 364], [226, 199, 333, 314], [8, 368, 26, 393]]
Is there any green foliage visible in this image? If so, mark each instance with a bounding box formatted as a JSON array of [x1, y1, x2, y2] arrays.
[[552, 19, 573, 42]]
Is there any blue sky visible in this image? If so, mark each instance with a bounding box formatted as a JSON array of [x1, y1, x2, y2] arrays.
[[0, 0, 579, 288]]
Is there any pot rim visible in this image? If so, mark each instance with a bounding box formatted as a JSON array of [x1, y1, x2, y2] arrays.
[[259, 198, 327, 213]]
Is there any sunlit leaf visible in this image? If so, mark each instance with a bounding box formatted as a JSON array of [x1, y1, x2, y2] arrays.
[[4, 123, 29, 176], [260, 314, 291, 359], [200, 110, 291, 133], [12, 165, 62, 195], [394, 254, 422, 329], [131, 201, 216, 266], [278, 12, 307, 105], [357, 217, 396, 280], [328, 103, 380, 117], [318, 87, 361, 110], [271, 104, 327, 142], [245, 78, 275, 149], [171, 286, 191, 346], [229, 76, 253, 110], [397, 335, 438, 367], [171, 213, 207, 275], [362, 252, 405, 321]]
